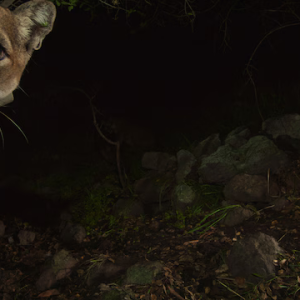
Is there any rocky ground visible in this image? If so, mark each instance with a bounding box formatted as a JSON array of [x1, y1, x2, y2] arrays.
[[0, 191, 299, 300]]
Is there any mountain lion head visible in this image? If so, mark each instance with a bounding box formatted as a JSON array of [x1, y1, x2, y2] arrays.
[[0, 0, 56, 106]]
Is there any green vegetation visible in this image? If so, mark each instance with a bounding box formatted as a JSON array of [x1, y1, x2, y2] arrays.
[[70, 176, 123, 235], [25, 155, 232, 237], [188, 204, 240, 234]]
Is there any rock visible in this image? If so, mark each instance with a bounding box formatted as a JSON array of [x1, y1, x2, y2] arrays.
[[113, 198, 144, 217], [176, 150, 196, 184], [142, 152, 176, 172], [221, 206, 254, 226], [125, 261, 163, 285], [18, 230, 35, 245], [225, 126, 251, 149], [60, 223, 86, 244], [223, 174, 269, 204], [174, 184, 196, 209], [262, 113, 300, 139], [228, 232, 283, 283], [193, 133, 221, 161]]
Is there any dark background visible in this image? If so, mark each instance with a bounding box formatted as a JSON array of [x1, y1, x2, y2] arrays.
[[2, 1, 300, 177]]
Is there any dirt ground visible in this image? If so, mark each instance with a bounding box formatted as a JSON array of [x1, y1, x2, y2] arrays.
[[0, 196, 300, 300]]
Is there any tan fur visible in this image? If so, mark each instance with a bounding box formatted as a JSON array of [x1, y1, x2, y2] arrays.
[[0, 0, 56, 106]]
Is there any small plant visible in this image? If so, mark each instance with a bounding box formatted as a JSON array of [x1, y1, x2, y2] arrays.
[[54, 0, 82, 11], [85, 254, 107, 282], [71, 177, 125, 236], [72, 189, 114, 228], [174, 210, 186, 229], [191, 183, 224, 210], [188, 205, 240, 234]]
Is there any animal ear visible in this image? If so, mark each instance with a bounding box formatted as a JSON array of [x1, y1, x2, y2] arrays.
[[13, 0, 56, 52]]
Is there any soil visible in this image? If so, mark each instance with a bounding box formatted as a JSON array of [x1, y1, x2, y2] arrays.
[[0, 197, 300, 300]]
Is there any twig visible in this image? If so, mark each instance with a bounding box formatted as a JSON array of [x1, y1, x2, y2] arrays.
[[90, 101, 125, 189]]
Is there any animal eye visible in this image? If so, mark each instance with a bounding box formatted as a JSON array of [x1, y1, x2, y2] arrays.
[[0, 45, 7, 61]]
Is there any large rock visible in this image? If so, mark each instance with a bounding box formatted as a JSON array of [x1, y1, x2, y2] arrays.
[[228, 233, 283, 283]]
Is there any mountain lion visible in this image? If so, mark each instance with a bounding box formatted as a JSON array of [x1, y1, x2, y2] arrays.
[[0, 0, 56, 106]]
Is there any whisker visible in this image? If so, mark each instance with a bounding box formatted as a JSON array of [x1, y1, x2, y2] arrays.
[[17, 86, 29, 97]]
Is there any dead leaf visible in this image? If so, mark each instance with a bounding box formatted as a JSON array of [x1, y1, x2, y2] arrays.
[[37, 289, 60, 298]]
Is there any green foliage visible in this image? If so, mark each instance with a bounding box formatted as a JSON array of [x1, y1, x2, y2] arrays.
[[71, 175, 123, 235], [163, 208, 196, 229], [168, 210, 186, 229], [188, 205, 240, 234], [190, 182, 224, 210], [162, 182, 226, 230], [25, 161, 124, 236], [54, 0, 80, 11], [53, 0, 101, 14]]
